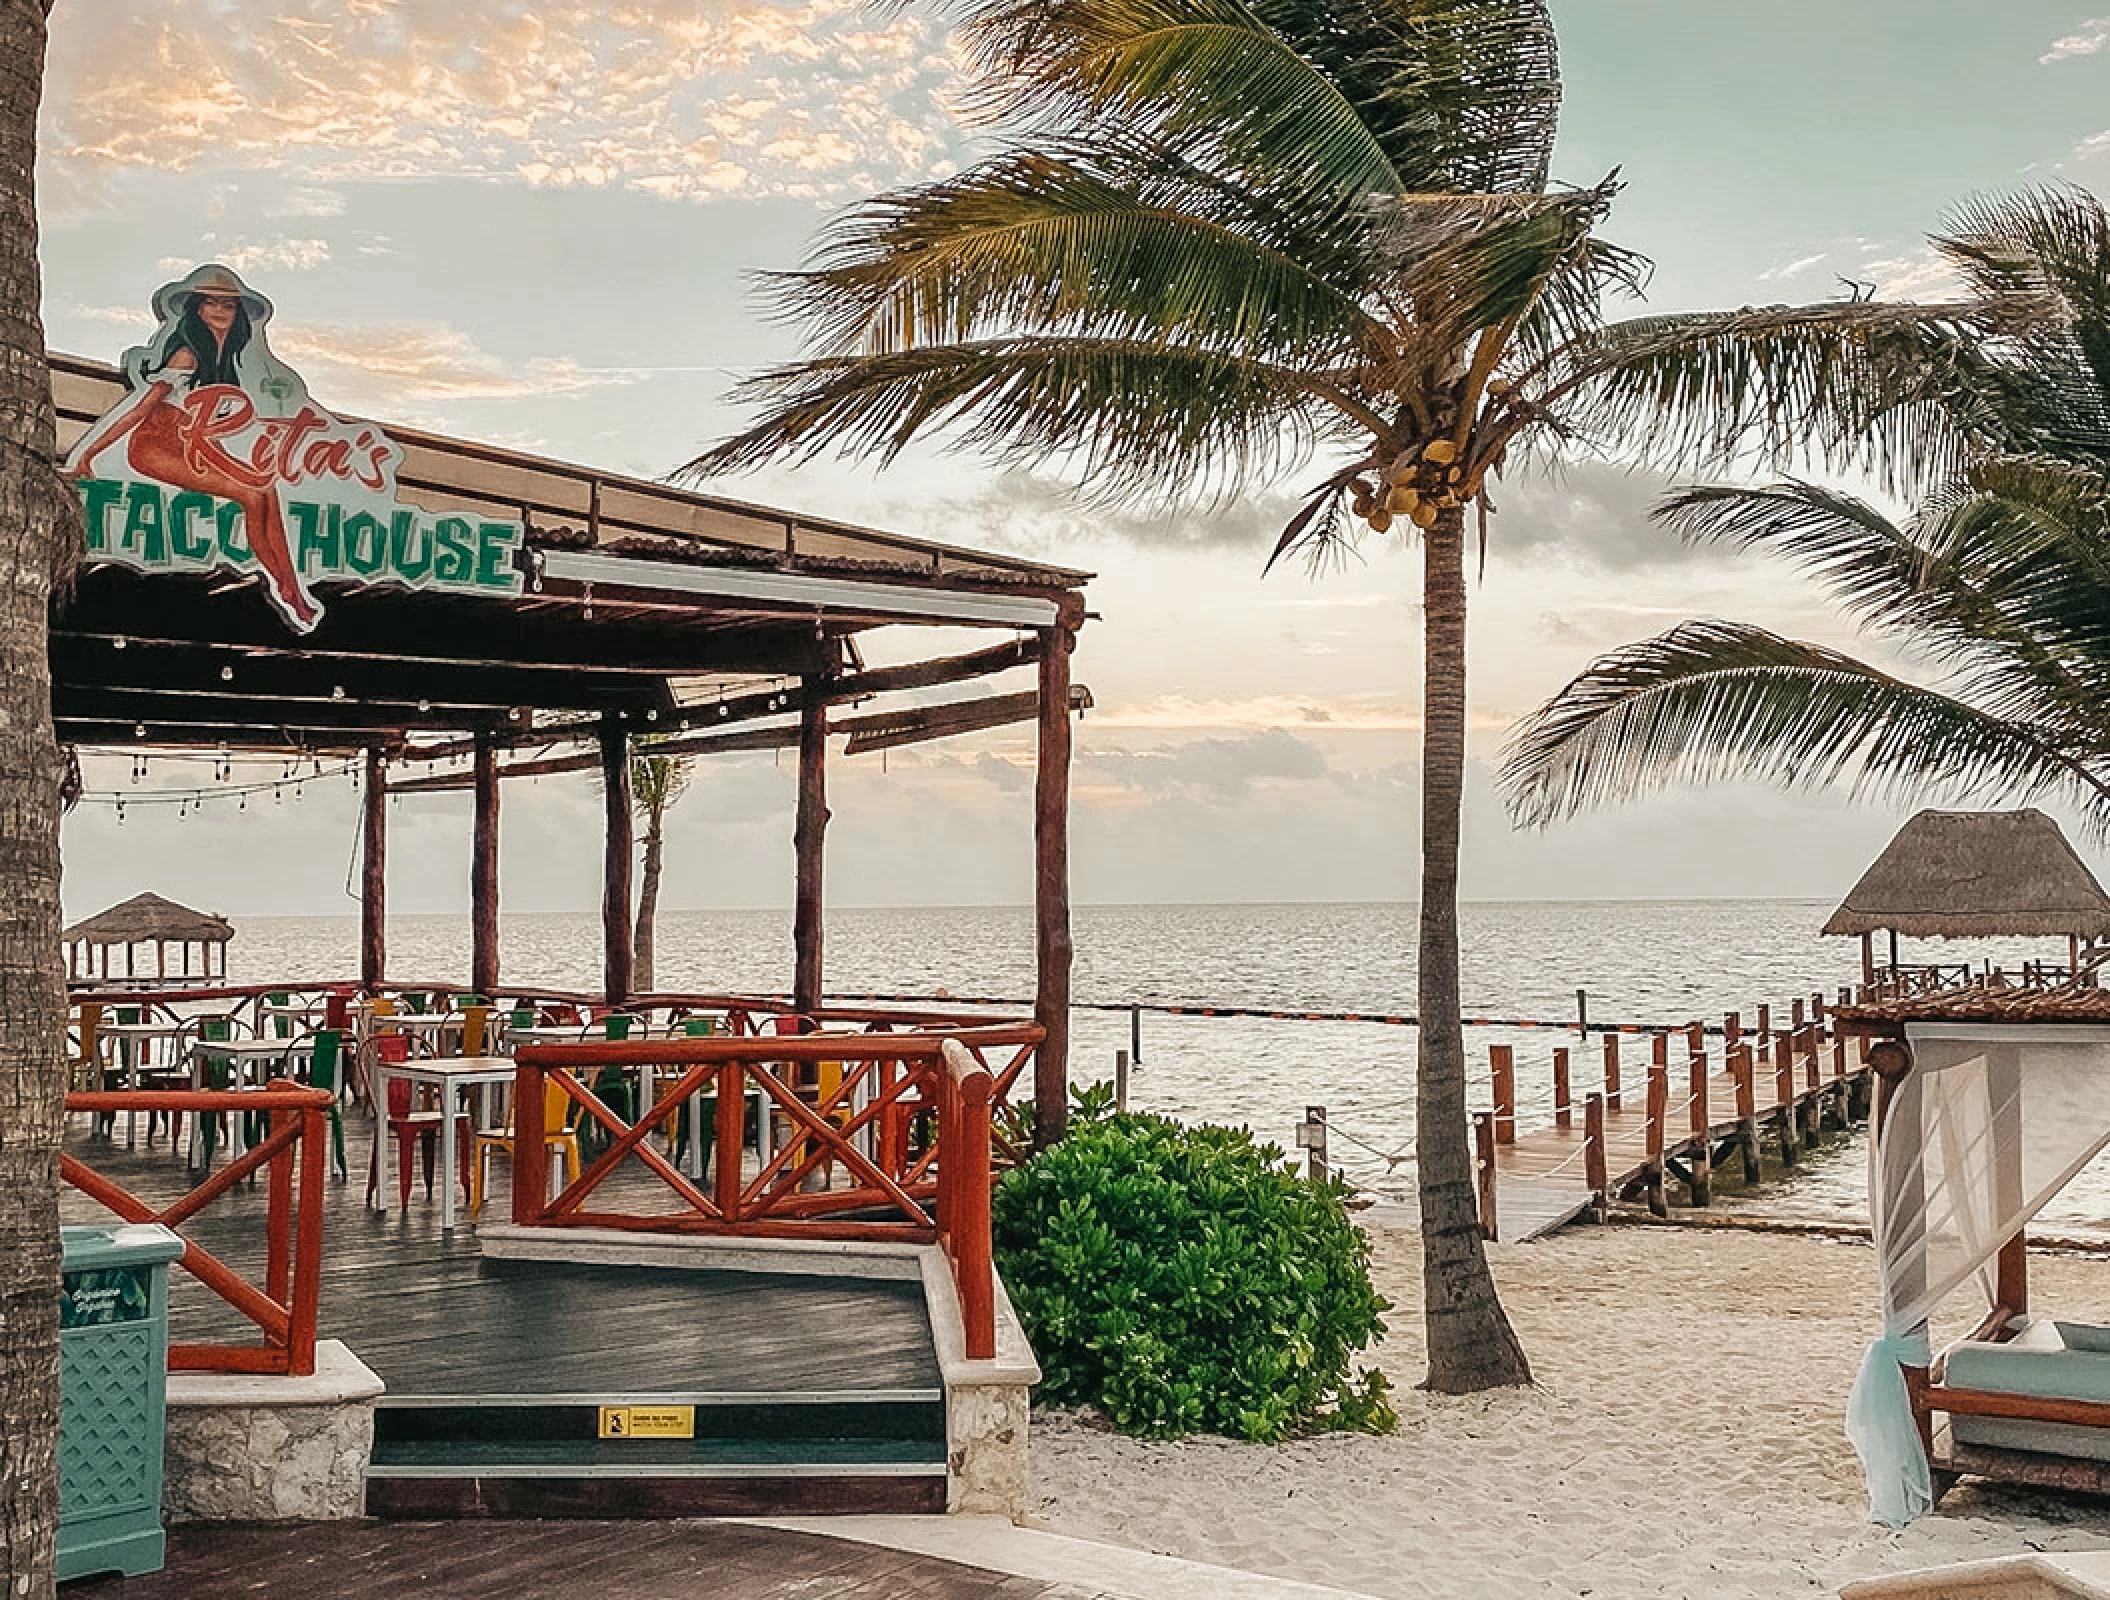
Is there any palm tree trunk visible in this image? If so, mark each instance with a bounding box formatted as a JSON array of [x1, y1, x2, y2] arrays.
[[0, 4, 74, 1592], [1416, 503, 1532, 1394], [634, 798, 664, 993]]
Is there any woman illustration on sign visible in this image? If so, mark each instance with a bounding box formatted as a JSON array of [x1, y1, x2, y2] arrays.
[[65, 264, 319, 630]]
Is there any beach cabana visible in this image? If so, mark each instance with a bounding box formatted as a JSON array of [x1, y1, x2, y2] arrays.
[[1842, 987, 2110, 1522], [64, 890, 232, 983], [1824, 809, 2110, 987]]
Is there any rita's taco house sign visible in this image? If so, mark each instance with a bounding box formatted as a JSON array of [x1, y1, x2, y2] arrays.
[[65, 263, 524, 633]]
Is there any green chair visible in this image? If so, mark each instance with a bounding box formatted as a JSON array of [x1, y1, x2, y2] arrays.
[[194, 1018, 234, 1168], [585, 1015, 638, 1158], [672, 1017, 724, 1171], [305, 1029, 348, 1181], [266, 990, 292, 1039]]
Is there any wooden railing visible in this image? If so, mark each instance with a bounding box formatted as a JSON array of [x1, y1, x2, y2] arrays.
[[510, 1024, 1034, 1360], [937, 1040, 996, 1360], [61, 1083, 331, 1376]]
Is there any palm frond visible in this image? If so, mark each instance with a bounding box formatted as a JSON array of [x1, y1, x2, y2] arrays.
[[1657, 479, 2110, 731], [1498, 619, 2110, 829], [1533, 298, 1997, 495], [933, 0, 1561, 198], [685, 336, 1363, 505], [765, 146, 1384, 364]]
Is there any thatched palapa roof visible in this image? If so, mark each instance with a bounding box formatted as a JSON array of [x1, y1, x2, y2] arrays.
[[1822, 809, 2110, 939], [64, 892, 234, 947]]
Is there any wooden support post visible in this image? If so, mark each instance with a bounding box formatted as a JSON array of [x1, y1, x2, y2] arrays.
[[1732, 1044, 1762, 1184], [793, 683, 829, 1017], [361, 749, 387, 992], [1685, 1020, 1705, 1058], [1756, 1005, 1771, 1063], [1791, 997, 1806, 1030], [1034, 618, 1077, 1149], [1687, 1047, 1711, 1205], [1552, 1047, 1571, 1131], [600, 715, 633, 1005], [1583, 1093, 1608, 1222], [1861, 932, 1876, 991], [155, 940, 165, 980], [1490, 1044, 1516, 1145], [1603, 1032, 1622, 1113], [471, 730, 500, 999], [1801, 1026, 1824, 1147], [1644, 1060, 1669, 1217], [1724, 1011, 1741, 1049], [1303, 1105, 1328, 1184], [1473, 1112, 1498, 1242], [1777, 1040, 1802, 1167]]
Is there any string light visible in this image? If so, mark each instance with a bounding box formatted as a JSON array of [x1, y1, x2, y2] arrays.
[[76, 755, 364, 815]]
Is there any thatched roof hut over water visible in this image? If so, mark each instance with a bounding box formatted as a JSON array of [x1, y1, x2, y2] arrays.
[[1823, 809, 2110, 940], [65, 891, 232, 982]]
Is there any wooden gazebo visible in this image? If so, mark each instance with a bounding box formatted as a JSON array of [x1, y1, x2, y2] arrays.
[[49, 322, 1090, 1121], [64, 890, 232, 983], [1823, 809, 2110, 986]]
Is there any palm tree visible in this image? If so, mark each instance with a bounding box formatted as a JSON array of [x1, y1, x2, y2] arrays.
[[1501, 189, 2110, 838], [0, 2, 82, 1593], [689, 0, 1982, 1394], [631, 741, 696, 992]]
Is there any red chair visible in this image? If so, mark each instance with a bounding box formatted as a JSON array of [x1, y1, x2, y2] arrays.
[[364, 1033, 471, 1206]]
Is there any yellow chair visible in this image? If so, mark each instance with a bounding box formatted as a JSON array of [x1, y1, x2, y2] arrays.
[[469, 1076, 583, 1217], [460, 1004, 491, 1058]]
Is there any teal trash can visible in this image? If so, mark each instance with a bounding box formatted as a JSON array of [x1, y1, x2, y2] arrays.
[[57, 1223, 182, 1584]]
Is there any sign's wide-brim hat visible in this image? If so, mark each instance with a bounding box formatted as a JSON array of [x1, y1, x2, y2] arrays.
[[153, 263, 272, 325]]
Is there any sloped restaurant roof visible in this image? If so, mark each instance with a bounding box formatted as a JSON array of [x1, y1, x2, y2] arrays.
[[64, 891, 233, 947], [46, 354, 1090, 755], [1821, 809, 2110, 940]]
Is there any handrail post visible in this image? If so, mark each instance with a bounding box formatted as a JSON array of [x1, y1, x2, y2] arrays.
[[715, 1060, 745, 1221], [1686, 1048, 1711, 1206], [265, 1094, 293, 1317], [290, 1101, 325, 1377], [1583, 1093, 1608, 1223], [1490, 1045, 1515, 1146], [1603, 1032, 1621, 1113], [1552, 1048, 1571, 1131], [939, 1039, 995, 1360], [513, 1062, 549, 1226], [1732, 1043, 1761, 1184], [1473, 1111, 1498, 1242], [1644, 1058, 1669, 1217]]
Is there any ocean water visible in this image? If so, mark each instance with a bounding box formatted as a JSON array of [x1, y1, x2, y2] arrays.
[[217, 899, 2106, 1230]]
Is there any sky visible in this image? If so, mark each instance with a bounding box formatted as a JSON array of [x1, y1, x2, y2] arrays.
[[36, 2, 2110, 921]]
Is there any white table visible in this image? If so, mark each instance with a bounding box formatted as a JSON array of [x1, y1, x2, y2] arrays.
[[190, 1035, 315, 1169], [370, 1055, 517, 1230], [95, 1020, 186, 1148]]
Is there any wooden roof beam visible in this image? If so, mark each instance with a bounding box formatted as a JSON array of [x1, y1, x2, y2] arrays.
[[389, 680, 1087, 794], [400, 634, 1041, 764], [52, 634, 678, 717]]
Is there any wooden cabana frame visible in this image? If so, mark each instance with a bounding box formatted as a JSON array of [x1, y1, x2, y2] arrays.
[[1843, 988, 2110, 1506], [49, 352, 1091, 1128]]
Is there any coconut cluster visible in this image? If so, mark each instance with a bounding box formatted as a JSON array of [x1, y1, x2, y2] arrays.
[[1349, 437, 1465, 533]]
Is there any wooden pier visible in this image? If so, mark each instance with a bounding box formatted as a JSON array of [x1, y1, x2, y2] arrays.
[[1473, 997, 1875, 1242]]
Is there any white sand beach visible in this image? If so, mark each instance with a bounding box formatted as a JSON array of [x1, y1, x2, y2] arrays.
[[1027, 1220, 2110, 1599]]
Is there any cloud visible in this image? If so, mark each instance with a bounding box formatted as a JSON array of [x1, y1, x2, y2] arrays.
[[1091, 695, 1417, 735], [1482, 461, 1707, 574], [2077, 129, 2110, 161], [219, 238, 331, 273], [267, 321, 635, 408], [1084, 729, 1332, 800], [41, 2, 963, 205], [1758, 252, 1828, 282], [2043, 19, 2110, 61], [1861, 249, 1963, 301], [892, 470, 1310, 561]]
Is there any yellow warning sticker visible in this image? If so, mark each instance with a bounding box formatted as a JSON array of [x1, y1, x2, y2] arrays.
[[598, 1405, 695, 1439]]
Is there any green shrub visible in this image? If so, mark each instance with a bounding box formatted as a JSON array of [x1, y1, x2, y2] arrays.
[[992, 1107, 1396, 1442]]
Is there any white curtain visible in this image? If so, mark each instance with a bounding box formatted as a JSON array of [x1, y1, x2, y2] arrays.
[[1849, 1022, 2110, 1525]]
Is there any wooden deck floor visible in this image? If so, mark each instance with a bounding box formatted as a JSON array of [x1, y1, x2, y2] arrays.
[[70, 1520, 1098, 1599], [60, 1119, 940, 1398]]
